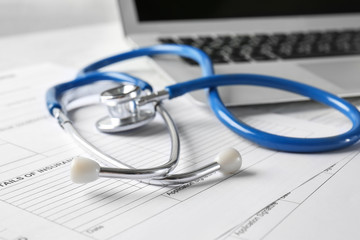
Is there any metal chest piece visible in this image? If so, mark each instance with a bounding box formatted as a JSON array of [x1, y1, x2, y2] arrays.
[[96, 84, 155, 133]]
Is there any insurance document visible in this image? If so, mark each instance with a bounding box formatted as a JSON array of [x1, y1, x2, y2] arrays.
[[0, 64, 358, 239]]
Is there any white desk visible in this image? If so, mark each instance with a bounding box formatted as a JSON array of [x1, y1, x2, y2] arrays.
[[0, 22, 126, 72]]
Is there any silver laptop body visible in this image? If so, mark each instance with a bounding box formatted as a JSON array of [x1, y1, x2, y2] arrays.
[[118, 0, 360, 106]]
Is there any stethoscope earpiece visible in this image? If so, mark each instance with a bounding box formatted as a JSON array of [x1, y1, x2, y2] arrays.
[[215, 148, 242, 174], [71, 156, 100, 184]]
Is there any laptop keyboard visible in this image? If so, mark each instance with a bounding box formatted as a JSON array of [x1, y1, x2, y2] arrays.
[[158, 29, 360, 65]]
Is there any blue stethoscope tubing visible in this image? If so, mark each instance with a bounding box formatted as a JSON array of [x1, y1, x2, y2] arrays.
[[47, 44, 360, 153], [46, 71, 153, 113]]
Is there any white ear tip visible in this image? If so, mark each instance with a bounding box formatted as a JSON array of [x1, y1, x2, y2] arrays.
[[71, 156, 100, 183], [215, 148, 242, 174]]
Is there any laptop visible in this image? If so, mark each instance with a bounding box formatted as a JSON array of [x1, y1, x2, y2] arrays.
[[118, 0, 360, 106]]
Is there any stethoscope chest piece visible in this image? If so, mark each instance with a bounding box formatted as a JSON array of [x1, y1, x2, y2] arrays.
[[96, 84, 155, 133]]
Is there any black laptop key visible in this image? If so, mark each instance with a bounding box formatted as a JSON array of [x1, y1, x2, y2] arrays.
[[208, 38, 228, 50], [248, 35, 267, 47], [267, 34, 286, 46], [353, 38, 360, 52], [230, 35, 250, 47], [276, 42, 295, 58], [229, 46, 252, 62], [302, 32, 320, 44], [158, 38, 177, 44], [252, 45, 278, 61], [178, 37, 195, 45], [315, 41, 332, 55]]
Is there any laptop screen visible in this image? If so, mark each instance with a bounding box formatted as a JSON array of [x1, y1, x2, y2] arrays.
[[135, 0, 360, 22]]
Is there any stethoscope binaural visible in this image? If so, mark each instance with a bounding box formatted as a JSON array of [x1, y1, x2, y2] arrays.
[[46, 44, 360, 186]]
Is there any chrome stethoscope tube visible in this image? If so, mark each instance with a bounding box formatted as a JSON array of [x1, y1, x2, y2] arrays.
[[53, 104, 227, 186], [53, 104, 180, 179]]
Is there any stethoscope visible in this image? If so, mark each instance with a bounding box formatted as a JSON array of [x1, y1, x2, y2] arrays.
[[46, 44, 360, 186]]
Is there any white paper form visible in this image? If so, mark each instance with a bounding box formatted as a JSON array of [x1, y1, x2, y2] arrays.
[[217, 149, 360, 240], [0, 64, 88, 239], [263, 150, 360, 240], [0, 64, 358, 240]]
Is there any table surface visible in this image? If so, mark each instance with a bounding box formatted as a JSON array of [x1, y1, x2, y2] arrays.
[[2, 22, 360, 240], [0, 22, 127, 72]]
